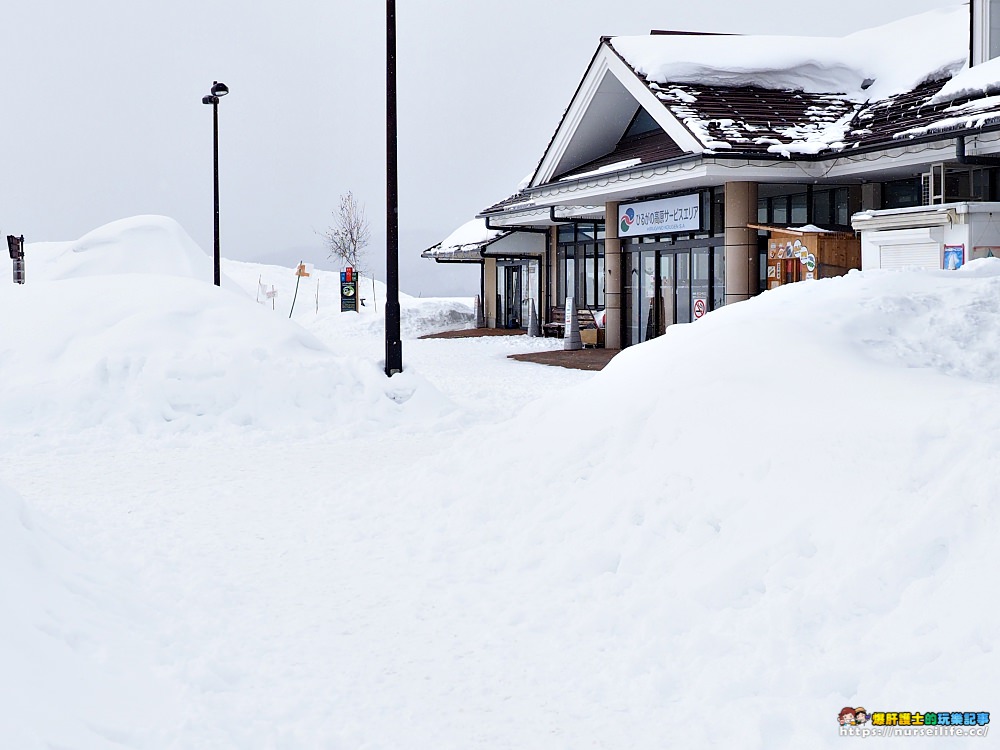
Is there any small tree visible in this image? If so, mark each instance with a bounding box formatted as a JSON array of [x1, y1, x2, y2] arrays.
[[323, 191, 373, 308]]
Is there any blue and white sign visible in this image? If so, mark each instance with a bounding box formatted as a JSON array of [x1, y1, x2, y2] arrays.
[[620, 194, 701, 236]]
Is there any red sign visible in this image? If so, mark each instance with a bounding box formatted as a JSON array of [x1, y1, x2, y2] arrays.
[[345, 267, 353, 282], [693, 298, 707, 319]]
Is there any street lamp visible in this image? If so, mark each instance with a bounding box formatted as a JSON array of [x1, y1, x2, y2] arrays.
[[201, 81, 229, 287], [385, 1, 403, 375]]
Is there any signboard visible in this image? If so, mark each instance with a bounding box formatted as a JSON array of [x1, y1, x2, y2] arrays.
[[7, 234, 24, 285], [944, 244, 965, 270], [340, 266, 358, 312], [693, 298, 707, 319], [619, 194, 700, 237]]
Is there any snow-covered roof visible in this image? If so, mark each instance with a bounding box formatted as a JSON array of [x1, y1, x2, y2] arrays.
[[610, 6, 968, 103], [482, 3, 1000, 214], [422, 219, 507, 262], [602, 5, 977, 159]]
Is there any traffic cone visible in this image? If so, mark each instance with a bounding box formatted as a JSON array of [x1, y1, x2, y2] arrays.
[[474, 294, 485, 328], [563, 297, 582, 350], [527, 298, 540, 337]]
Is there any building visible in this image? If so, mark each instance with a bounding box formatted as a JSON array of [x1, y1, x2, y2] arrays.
[[423, 1, 1000, 349]]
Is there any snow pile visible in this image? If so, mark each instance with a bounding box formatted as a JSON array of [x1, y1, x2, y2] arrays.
[[411, 260, 998, 747], [0, 479, 188, 748], [931, 57, 1000, 104], [0, 218, 455, 439], [28, 215, 234, 286], [612, 4, 968, 102], [4, 222, 999, 747]]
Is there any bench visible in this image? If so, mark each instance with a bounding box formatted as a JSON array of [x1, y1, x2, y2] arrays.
[[542, 305, 598, 338]]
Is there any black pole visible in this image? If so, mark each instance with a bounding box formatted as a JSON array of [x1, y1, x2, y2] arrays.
[[213, 99, 221, 287], [384, 0, 403, 376]]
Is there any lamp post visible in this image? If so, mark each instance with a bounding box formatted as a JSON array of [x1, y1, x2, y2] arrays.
[[201, 81, 229, 287], [384, 0, 403, 376]]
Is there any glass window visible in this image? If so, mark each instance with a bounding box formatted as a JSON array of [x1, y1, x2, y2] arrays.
[[812, 190, 831, 225], [640, 250, 656, 342], [791, 193, 808, 224], [565, 255, 575, 305], [713, 247, 726, 310], [772, 197, 789, 224], [675, 253, 691, 325], [584, 246, 596, 308], [558, 225, 575, 244], [692, 248, 710, 321], [556, 249, 567, 305], [577, 223, 595, 241], [623, 108, 661, 139], [713, 189, 725, 236], [884, 179, 921, 209], [597, 252, 606, 307], [658, 253, 675, 335], [834, 188, 850, 225], [757, 199, 769, 224]]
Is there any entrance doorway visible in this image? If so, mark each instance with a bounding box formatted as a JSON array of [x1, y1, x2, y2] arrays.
[[624, 240, 724, 347], [496, 259, 539, 330]]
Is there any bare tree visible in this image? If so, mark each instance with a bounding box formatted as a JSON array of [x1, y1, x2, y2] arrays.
[[323, 191, 374, 309]]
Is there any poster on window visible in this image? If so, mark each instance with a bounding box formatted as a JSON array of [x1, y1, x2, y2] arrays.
[[943, 245, 965, 270]]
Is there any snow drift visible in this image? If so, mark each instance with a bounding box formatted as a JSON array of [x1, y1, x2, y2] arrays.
[[0, 217, 454, 439], [0, 478, 188, 748]]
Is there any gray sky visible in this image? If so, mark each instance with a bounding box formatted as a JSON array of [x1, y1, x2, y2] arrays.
[[1, 0, 959, 296]]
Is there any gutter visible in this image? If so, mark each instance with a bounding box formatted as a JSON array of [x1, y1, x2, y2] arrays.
[[955, 134, 1000, 165]]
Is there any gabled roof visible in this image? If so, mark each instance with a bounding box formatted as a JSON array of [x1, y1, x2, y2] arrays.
[[516, 5, 987, 194], [480, 4, 1000, 218]]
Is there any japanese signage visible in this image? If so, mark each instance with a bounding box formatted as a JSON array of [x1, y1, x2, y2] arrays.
[[619, 194, 701, 237], [340, 266, 358, 312]]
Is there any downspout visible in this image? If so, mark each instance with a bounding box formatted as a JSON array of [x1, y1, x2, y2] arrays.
[[956, 134, 1000, 165]]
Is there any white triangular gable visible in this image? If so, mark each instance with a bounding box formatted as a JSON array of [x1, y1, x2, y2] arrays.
[[532, 43, 703, 188]]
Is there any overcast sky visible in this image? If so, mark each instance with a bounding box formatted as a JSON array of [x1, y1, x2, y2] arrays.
[[1, 0, 960, 296]]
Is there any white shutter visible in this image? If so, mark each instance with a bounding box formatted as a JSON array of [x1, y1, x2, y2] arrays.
[[879, 243, 940, 270]]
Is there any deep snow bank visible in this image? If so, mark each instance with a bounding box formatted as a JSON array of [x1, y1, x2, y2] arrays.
[[0, 218, 453, 439], [395, 262, 1000, 748], [0, 479, 188, 748]]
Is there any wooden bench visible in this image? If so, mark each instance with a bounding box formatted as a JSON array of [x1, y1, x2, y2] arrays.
[[542, 305, 598, 338]]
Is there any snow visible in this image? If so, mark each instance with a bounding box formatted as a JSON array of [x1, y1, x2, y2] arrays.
[[3, 215, 999, 748], [560, 157, 641, 181], [423, 218, 504, 260], [931, 58, 1000, 104], [611, 5, 968, 102]]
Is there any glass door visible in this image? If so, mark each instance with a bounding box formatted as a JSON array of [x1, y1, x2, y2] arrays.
[[657, 252, 675, 336], [640, 248, 657, 341], [503, 265, 523, 328], [675, 251, 691, 324], [625, 249, 642, 346]]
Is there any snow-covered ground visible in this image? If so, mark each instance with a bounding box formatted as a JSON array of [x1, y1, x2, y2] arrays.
[[1, 216, 997, 748]]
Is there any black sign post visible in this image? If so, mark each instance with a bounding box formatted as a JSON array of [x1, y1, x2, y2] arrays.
[[7, 235, 24, 284], [340, 266, 358, 312]]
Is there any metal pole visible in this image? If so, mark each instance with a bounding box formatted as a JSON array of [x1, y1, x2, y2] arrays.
[[384, 0, 403, 375], [213, 99, 221, 287]]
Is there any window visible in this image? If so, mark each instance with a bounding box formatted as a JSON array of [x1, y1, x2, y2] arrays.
[[884, 178, 922, 209], [555, 223, 605, 310], [623, 108, 661, 140]]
